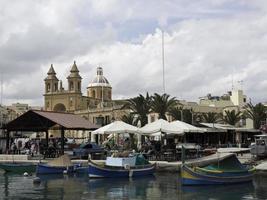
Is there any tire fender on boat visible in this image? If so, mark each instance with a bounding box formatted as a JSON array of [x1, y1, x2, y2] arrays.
[[129, 170, 133, 177], [124, 164, 130, 170]]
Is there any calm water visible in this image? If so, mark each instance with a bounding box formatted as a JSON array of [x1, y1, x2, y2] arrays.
[[1, 172, 267, 200]]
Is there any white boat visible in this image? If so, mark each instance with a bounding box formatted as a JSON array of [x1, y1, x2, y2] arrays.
[[250, 135, 267, 157]]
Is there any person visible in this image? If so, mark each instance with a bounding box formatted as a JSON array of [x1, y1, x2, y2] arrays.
[[123, 138, 130, 150], [11, 143, 17, 154], [17, 140, 22, 154], [31, 142, 36, 156]]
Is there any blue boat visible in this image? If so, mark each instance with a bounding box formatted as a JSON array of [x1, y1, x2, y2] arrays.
[[36, 154, 74, 175], [88, 154, 155, 178], [181, 154, 255, 185], [36, 163, 74, 174]]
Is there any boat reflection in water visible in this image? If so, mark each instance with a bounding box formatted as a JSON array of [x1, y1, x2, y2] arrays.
[[88, 176, 156, 199], [180, 182, 254, 200], [2, 173, 267, 199]]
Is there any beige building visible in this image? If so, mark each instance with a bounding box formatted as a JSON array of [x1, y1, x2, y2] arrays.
[[44, 62, 128, 130]]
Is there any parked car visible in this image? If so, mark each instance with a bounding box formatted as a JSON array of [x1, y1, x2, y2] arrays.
[[73, 142, 106, 159]]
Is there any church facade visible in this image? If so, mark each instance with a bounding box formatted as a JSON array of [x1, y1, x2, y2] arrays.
[[44, 62, 129, 127]]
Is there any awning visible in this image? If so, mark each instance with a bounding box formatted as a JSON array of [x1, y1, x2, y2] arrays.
[[138, 119, 184, 135], [170, 120, 204, 133], [92, 121, 139, 135]]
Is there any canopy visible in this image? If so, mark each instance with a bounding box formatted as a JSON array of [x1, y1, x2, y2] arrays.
[[170, 120, 204, 133], [92, 121, 139, 135], [47, 154, 73, 167], [138, 119, 184, 135]]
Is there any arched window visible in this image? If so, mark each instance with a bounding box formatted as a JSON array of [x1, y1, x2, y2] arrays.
[[92, 90, 96, 98], [47, 83, 51, 92], [54, 83, 58, 91], [69, 81, 74, 91]]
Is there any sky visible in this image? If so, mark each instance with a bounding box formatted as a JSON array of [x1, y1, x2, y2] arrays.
[[1, 0, 267, 106]]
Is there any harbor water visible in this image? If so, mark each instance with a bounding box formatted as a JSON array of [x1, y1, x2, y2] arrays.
[[1, 172, 267, 200]]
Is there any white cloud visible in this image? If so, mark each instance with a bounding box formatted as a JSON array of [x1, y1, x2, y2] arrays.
[[0, 0, 267, 106]]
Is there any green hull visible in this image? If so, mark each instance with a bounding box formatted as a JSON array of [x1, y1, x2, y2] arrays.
[[0, 163, 36, 173]]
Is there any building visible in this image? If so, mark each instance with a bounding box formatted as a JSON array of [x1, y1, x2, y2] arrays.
[[44, 62, 129, 128], [199, 90, 247, 108]]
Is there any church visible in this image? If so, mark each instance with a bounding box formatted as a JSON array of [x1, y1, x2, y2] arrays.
[[44, 62, 129, 127]]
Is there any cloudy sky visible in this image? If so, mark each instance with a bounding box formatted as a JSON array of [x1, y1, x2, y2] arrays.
[[1, 0, 267, 106]]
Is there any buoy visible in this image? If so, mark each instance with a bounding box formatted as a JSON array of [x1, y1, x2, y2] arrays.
[[33, 177, 41, 184], [23, 172, 29, 176]]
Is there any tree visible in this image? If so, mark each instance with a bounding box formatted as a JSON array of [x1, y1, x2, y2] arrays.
[[121, 114, 137, 149], [169, 107, 193, 124], [124, 93, 151, 127], [150, 93, 177, 120], [244, 102, 267, 129], [222, 110, 243, 126], [201, 112, 220, 123], [121, 114, 137, 126]]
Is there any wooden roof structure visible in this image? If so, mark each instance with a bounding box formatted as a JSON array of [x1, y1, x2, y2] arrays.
[[5, 110, 99, 132], [4, 110, 100, 153]]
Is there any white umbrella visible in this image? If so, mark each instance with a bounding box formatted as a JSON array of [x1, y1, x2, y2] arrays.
[[138, 119, 184, 135], [92, 121, 139, 135], [170, 120, 204, 133]]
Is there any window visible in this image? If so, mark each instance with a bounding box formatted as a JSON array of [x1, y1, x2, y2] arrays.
[[92, 90, 96, 98], [70, 97, 73, 106], [47, 83, 51, 92], [70, 81, 74, 91], [78, 82, 81, 91], [151, 115, 155, 122], [54, 83, 58, 91], [105, 116, 110, 125]]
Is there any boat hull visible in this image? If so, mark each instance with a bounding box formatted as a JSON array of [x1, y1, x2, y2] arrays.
[[181, 165, 254, 185], [36, 164, 73, 175], [0, 163, 36, 173], [88, 161, 155, 178]]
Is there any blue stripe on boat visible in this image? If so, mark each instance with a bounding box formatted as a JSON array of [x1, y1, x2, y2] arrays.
[[36, 164, 74, 174], [88, 161, 155, 178]]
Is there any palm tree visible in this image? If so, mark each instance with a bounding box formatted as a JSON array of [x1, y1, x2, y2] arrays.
[[201, 112, 220, 123], [169, 107, 193, 124], [244, 102, 267, 129], [222, 110, 243, 126], [151, 93, 177, 120], [124, 93, 151, 127], [121, 114, 137, 149], [121, 114, 137, 126]]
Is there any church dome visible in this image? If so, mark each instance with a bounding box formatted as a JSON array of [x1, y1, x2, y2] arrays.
[[87, 67, 111, 88]]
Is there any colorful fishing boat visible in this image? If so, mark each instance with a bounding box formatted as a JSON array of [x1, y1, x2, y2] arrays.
[[88, 154, 155, 178], [181, 154, 255, 185], [0, 162, 36, 173], [36, 154, 74, 175]]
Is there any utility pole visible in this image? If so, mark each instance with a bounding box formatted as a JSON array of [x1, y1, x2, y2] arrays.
[[161, 30, 166, 94]]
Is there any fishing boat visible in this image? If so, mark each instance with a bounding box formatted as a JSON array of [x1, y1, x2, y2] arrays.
[[36, 154, 74, 174], [88, 153, 155, 178], [181, 153, 255, 185], [0, 162, 36, 173]]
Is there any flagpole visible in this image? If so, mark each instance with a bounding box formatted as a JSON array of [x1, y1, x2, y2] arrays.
[[161, 30, 165, 94]]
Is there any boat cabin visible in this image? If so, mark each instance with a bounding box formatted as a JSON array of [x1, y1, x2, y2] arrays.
[[250, 135, 267, 157]]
